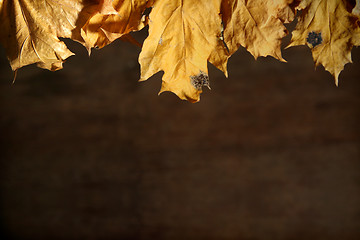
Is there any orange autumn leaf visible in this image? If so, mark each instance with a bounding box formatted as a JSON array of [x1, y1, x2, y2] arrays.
[[138, 0, 227, 102], [138, 0, 295, 102], [0, 0, 359, 102], [80, 0, 149, 51], [221, 0, 295, 61], [287, 0, 360, 85], [0, 0, 98, 72]]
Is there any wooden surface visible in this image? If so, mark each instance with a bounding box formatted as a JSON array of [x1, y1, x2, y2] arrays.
[[0, 32, 360, 239]]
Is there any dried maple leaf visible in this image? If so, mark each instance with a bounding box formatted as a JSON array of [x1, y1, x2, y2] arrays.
[[138, 0, 228, 102], [288, 0, 360, 85], [80, 0, 148, 51], [0, 0, 98, 72], [138, 0, 297, 101], [221, 0, 295, 61], [1, 0, 358, 102]]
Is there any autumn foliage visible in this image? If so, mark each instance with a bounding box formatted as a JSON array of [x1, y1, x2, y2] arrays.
[[0, 0, 359, 102]]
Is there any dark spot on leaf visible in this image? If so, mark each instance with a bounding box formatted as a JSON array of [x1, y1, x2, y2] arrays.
[[190, 71, 210, 90], [344, 0, 356, 13], [143, 7, 152, 17], [307, 31, 322, 47]]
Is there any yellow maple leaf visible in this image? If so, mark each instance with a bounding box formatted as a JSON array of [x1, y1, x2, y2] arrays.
[[139, 0, 295, 101], [221, 0, 294, 61], [138, 0, 228, 102], [1, 0, 358, 102], [0, 0, 98, 72], [287, 0, 360, 85], [80, 0, 148, 51]]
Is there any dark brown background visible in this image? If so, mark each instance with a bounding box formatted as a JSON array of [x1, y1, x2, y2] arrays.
[[0, 27, 360, 240]]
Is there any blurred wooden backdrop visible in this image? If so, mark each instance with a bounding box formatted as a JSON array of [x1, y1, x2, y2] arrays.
[[0, 29, 360, 240]]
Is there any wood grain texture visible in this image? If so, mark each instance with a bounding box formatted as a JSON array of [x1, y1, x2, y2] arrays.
[[0, 33, 360, 239]]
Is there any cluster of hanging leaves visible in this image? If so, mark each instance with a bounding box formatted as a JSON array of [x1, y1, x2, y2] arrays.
[[0, 0, 359, 102]]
